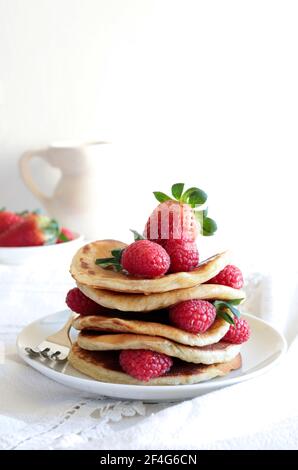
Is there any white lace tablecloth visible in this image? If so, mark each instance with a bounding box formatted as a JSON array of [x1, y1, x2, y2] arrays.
[[0, 257, 298, 450]]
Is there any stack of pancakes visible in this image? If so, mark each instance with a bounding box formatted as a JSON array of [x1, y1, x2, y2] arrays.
[[69, 240, 245, 385]]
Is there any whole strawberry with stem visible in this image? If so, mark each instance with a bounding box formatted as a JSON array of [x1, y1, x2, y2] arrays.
[[0, 208, 23, 233], [96, 232, 170, 278], [144, 183, 217, 244], [0, 213, 59, 247]]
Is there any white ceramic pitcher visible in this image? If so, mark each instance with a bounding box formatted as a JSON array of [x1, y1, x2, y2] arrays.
[[19, 141, 111, 238]]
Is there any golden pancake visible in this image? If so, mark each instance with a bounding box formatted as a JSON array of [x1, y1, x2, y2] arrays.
[[78, 282, 245, 312], [69, 343, 242, 385], [73, 314, 230, 347], [77, 332, 241, 364], [70, 239, 231, 294]]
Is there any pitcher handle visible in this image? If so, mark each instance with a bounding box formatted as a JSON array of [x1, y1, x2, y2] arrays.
[[19, 148, 50, 203]]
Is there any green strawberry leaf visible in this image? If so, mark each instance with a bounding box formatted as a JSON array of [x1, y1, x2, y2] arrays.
[[153, 191, 172, 203], [171, 183, 184, 200], [194, 210, 204, 225], [16, 210, 29, 216], [130, 229, 145, 241], [188, 189, 208, 207], [202, 216, 217, 236], [181, 187, 207, 206], [58, 232, 70, 242], [217, 309, 235, 325], [39, 217, 60, 245], [195, 211, 217, 237]]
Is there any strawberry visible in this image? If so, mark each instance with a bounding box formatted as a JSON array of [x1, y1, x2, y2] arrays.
[[96, 238, 170, 278], [0, 214, 59, 247], [144, 183, 217, 244], [145, 200, 198, 244], [0, 209, 23, 233], [57, 227, 75, 243]]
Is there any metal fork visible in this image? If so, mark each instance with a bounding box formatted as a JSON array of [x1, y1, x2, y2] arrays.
[[25, 313, 75, 362]]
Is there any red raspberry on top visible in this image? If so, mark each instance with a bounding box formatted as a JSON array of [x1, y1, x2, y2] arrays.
[[163, 239, 199, 273], [207, 265, 244, 289], [119, 349, 173, 381], [66, 287, 108, 316], [0, 210, 22, 233], [222, 317, 250, 344], [96, 239, 170, 278], [121, 240, 170, 278], [169, 299, 216, 334]]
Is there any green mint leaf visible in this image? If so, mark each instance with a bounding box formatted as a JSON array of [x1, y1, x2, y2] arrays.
[[153, 191, 172, 203], [95, 257, 117, 265], [130, 229, 145, 241], [213, 300, 241, 318], [171, 183, 184, 200], [111, 249, 124, 262], [95, 247, 124, 271], [217, 310, 235, 325], [203, 216, 217, 236], [228, 298, 245, 306]]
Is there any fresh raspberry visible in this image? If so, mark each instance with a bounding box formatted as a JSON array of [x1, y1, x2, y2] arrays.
[[119, 349, 173, 381], [163, 239, 199, 273], [222, 317, 250, 344], [207, 265, 244, 289], [144, 200, 198, 244], [169, 299, 216, 333], [121, 240, 170, 278], [66, 287, 108, 315], [57, 227, 75, 243], [0, 210, 23, 234]]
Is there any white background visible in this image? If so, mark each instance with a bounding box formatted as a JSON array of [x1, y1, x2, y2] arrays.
[[0, 0, 297, 268]]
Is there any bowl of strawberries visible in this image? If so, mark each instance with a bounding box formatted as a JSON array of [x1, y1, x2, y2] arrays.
[[0, 208, 84, 264]]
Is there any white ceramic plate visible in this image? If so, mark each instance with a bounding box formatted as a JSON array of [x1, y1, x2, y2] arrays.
[[0, 234, 84, 265], [17, 311, 287, 402]]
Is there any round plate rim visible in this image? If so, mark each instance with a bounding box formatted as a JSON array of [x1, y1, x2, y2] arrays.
[[16, 311, 287, 396]]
